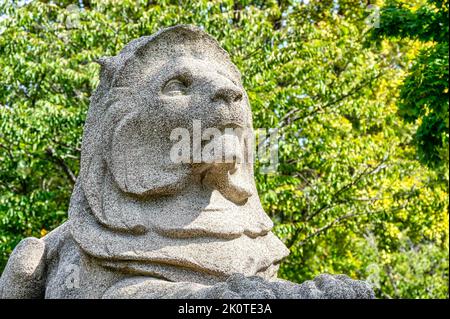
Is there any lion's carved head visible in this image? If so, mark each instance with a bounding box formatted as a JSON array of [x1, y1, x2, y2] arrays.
[[69, 25, 289, 284]]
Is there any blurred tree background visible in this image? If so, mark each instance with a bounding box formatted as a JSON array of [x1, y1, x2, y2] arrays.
[[0, 0, 448, 298]]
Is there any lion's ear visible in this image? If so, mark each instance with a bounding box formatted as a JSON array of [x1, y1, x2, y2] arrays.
[[94, 56, 116, 91], [95, 56, 112, 66]]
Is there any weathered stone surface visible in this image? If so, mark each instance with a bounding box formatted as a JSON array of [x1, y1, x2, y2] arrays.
[[101, 274, 374, 299], [0, 25, 374, 299]]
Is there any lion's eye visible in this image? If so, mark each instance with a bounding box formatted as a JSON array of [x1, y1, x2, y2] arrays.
[[162, 79, 188, 96]]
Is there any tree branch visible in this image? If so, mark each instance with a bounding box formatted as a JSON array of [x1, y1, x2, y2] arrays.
[[295, 203, 408, 248], [45, 147, 77, 185], [285, 158, 389, 248], [0, 142, 14, 161], [280, 73, 382, 128]]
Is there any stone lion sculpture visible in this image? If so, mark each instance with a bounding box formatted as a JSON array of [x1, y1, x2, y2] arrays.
[[0, 25, 374, 299]]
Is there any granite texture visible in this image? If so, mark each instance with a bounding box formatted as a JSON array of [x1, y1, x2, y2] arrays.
[[0, 25, 374, 299]]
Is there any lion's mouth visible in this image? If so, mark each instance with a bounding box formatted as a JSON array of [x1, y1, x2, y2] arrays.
[[201, 163, 252, 205], [192, 130, 253, 205]]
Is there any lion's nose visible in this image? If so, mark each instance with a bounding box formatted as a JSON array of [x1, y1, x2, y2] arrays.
[[211, 85, 243, 104]]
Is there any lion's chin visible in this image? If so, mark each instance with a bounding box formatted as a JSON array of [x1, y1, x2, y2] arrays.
[[70, 200, 288, 286]]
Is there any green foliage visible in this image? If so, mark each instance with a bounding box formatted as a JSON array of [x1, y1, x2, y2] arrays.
[[372, 0, 449, 167], [0, 0, 448, 298]]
